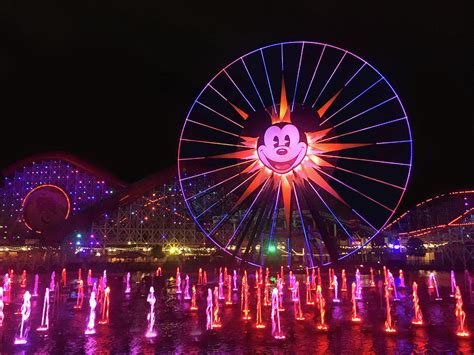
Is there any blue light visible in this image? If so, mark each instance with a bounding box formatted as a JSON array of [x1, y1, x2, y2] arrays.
[[76, 241, 81, 246], [76, 233, 82, 239]]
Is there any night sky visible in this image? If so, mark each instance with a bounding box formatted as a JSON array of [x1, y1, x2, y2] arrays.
[[0, 1, 472, 213]]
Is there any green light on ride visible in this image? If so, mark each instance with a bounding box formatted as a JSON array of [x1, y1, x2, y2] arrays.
[[267, 244, 277, 253]]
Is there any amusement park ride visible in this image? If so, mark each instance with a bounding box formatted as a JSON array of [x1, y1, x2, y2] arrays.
[[0, 42, 471, 268]]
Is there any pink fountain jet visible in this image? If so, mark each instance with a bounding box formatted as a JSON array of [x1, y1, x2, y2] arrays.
[[14, 291, 31, 345]]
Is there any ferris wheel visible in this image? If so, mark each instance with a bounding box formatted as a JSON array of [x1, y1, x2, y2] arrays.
[[178, 41, 412, 267]]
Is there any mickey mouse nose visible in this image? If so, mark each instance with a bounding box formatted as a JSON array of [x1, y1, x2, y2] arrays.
[[276, 148, 288, 155]]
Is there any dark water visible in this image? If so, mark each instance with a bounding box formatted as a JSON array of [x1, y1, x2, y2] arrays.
[[0, 270, 473, 354]]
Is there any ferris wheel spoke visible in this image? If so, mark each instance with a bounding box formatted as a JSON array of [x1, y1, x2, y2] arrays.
[[303, 45, 326, 104], [181, 160, 252, 182], [312, 51, 347, 108], [331, 96, 398, 130], [269, 180, 281, 244], [307, 180, 354, 242], [223, 70, 256, 112], [376, 140, 412, 145], [317, 168, 394, 212], [320, 77, 384, 126], [187, 119, 241, 138], [260, 49, 277, 114], [317, 153, 411, 167], [291, 42, 305, 112], [195, 170, 260, 219], [344, 62, 366, 87], [293, 183, 315, 268], [241, 58, 266, 109], [351, 208, 377, 231], [186, 169, 247, 201], [317, 116, 407, 143], [181, 138, 249, 149], [330, 165, 405, 190], [196, 101, 244, 128], [225, 177, 271, 247]]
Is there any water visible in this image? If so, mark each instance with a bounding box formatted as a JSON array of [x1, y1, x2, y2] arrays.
[[0, 270, 472, 353]]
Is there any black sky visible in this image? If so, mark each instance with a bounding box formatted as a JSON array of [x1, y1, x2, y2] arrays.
[[0, 1, 472, 213]]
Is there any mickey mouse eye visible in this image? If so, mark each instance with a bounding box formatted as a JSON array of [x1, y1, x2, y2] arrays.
[[284, 135, 290, 147], [273, 136, 279, 148]]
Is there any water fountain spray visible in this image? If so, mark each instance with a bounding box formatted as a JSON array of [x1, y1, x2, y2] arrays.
[[212, 286, 222, 328], [341, 269, 347, 292], [306, 275, 314, 305], [328, 268, 334, 290], [197, 268, 203, 285], [190, 285, 198, 310], [271, 287, 285, 339], [294, 281, 304, 320], [84, 291, 97, 335], [454, 286, 469, 337], [32, 274, 39, 297], [370, 267, 375, 287], [224, 267, 228, 287], [316, 285, 328, 331], [351, 282, 361, 322], [37, 288, 50, 331], [176, 269, 182, 294], [74, 279, 84, 309], [20, 270, 27, 288], [311, 269, 317, 291], [125, 272, 131, 294], [450, 270, 456, 297], [87, 269, 92, 287], [0, 287, 4, 327], [333, 275, 340, 303], [429, 272, 442, 300], [156, 266, 162, 277], [49, 271, 55, 293], [233, 270, 238, 291], [399, 270, 405, 288], [62, 268, 67, 288], [206, 288, 213, 330], [218, 273, 225, 300], [277, 278, 285, 311], [242, 282, 251, 320], [288, 271, 294, 290], [384, 286, 396, 333], [78, 267, 82, 282], [383, 266, 388, 286], [14, 291, 31, 345], [98, 286, 110, 325], [355, 269, 362, 300], [255, 285, 265, 328], [388, 271, 399, 301], [203, 271, 207, 285], [145, 286, 157, 338], [264, 278, 271, 306], [184, 274, 191, 300], [280, 266, 285, 285], [411, 282, 423, 325], [225, 275, 233, 305]]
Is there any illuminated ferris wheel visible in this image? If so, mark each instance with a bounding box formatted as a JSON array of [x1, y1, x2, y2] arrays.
[[178, 41, 412, 267]]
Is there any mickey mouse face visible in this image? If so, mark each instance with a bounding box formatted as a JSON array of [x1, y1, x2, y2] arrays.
[[257, 123, 307, 174]]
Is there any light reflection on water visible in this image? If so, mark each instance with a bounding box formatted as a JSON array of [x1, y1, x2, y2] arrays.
[[0, 270, 472, 354]]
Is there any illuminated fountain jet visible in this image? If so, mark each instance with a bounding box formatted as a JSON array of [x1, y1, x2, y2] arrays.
[[77, 267, 82, 282], [212, 287, 222, 328], [341, 269, 347, 292], [102, 270, 107, 289], [428, 272, 442, 300], [277, 278, 285, 311], [306, 275, 314, 305], [316, 285, 328, 331], [411, 282, 423, 325], [84, 291, 97, 335], [0, 287, 4, 327], [37, 288, 50, 331], [20, 270, 27, 288], [454, 286, 469, 337], [184, 275, 191, 300], [370, 268, 376, 288], [202, 271, 207, 285], [98, 286, 110, 325], [311, 269, 317, 291], [145, 287, 157, 338], [156, 266, 162, 277], [3, 274, 10, 303], [450, 270, 457, 298], [61, 268, 67, 288], [206, 289, 213, 330], [14, 291, 31, 345], [399, 270, 405, 288], [294, 281, 304, 320], [190, 285, 198, 311], [242, 282, 251, 320], [224, 267, 228, 287], [333, 275, 340, 303], [233, 270, 238, 291], [197, 268, 203, 285], [255, 285, 265, 328], [218, 273, 225, 300], [271, 288, 285, 339], [32, 274, 39, 297], [49, 271, 55, 293], [351, 282, 361, 322], [264, 278, 271, 306], [125, 272, 131, 294], [383, 266, 388, 286], [176, 270, 182, 295], [74, 279, 84, 309], [384, 286, 396, 333], [387, 271, 399, 301], [225, 275, 233, 305], [355, 269, 362, 300], [87, 269, 92, 287], [280, 266, 285, 285]]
